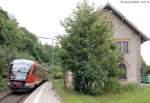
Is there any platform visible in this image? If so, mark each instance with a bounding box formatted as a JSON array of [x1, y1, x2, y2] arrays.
[[23, 82, 61, 103]]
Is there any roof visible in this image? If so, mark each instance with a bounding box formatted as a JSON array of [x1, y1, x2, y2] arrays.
[[11, 59, 35, 65], [11, 59, 48, 71], [102, 3, 149, 43]]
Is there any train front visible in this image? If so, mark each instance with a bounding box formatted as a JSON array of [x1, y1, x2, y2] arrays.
[[8, 60, 33, 92]]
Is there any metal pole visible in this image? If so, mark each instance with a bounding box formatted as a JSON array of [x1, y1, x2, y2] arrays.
[[51, 38, 54, 81], [37, 36, 58, 81]]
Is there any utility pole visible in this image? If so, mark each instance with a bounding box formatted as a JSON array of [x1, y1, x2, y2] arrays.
[[37, 36, 58, 81]]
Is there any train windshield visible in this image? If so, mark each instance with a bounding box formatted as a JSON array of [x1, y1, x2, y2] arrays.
[[10, 63, 31, 80]]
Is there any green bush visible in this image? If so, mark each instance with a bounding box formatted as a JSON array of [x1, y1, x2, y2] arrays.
[[0, 77, 8, 91], [54, 72, 63, 79], [50, 65, 63, 79], [104, 78, 122, 94], [104, 78, 138, 94], [122, 83, 138, 92]]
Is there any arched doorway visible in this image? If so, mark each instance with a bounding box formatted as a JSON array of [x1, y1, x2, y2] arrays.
[[118, 63, 127, 79]]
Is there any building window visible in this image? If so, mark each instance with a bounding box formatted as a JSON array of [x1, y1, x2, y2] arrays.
[[118, 63, 127, 79], [114, 41, 129, 54], [122, 41, 128, 54]]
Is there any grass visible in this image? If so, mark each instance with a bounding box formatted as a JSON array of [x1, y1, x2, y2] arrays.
[[0, 78, 9, 91], [53, 79, 150, 103]]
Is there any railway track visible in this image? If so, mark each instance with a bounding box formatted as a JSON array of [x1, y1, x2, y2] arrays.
[[0, 81, 46, 103], [0, 91, 31, 103]]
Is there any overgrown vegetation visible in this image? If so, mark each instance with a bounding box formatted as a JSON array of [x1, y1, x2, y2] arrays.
[[141, 58, 150, 74], [60, 1, 122, 95], [53, 79, 143, 103]]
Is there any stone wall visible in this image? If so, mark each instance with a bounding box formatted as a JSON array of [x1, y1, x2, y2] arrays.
[[107, 12, 141, 83], [64, 71, 73, 89]]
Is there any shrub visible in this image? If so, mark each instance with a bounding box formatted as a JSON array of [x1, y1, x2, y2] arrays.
[[54, 72, 63, 79], [122, 83, 138, 92], [104, 78, 122, 94], [141, 58, 150, 74], [51, 65, 63, 79], [0, 76, 8, 91], [105, 78, 138, 94]]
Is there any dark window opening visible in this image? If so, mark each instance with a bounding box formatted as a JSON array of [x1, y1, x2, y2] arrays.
[[118, 63, 126, 79]]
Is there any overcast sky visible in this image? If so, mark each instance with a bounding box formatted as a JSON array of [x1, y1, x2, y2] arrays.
[[0, 0, 150, 64]]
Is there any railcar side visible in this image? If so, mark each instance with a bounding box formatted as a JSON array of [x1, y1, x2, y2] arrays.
[[8, 59, 48, 92]]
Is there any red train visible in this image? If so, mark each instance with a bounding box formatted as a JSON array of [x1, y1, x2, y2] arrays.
[[7, 59, 48, 92]]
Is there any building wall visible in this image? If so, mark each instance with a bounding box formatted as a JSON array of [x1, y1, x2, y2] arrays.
[[107, 13, 141, 83]]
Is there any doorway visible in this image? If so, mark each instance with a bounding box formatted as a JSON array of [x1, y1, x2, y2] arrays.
[[118, 63, 127, 79]]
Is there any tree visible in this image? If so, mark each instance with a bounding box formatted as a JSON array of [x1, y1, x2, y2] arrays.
[[60, 1, 121, 95], [141, 58, 150, 74]]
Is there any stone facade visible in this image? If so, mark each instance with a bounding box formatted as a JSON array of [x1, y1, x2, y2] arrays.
[[104, 3, 149, 83], [107, 12, 141, 82]]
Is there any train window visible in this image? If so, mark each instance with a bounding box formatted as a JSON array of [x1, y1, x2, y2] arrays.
[[10, 63, 31, 80], [10, 72, 27, 80], [12, 63, 31, 72]]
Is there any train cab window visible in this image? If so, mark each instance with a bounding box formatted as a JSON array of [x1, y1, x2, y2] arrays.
[[10, 63, 31, 80]]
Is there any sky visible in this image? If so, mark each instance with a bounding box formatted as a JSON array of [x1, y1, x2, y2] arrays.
[[0, 0, 150, 64]]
